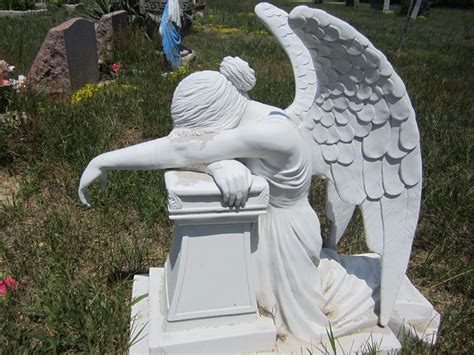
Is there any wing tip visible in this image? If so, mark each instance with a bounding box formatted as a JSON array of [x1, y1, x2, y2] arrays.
[[289, 5, 328, 22], [289, 5, 309, 16], [254, 2, 272, 13]]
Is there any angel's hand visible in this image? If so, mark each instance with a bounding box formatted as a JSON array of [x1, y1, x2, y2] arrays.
[[206, 160, 252, 208], [78, 158, 108, 207]]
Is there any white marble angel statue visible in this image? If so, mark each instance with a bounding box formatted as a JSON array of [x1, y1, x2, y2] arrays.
[[79, 3, 437, 343]]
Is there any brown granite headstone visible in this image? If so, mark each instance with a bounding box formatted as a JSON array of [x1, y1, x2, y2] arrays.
[[96, 10, 129, 62], [28, 18, 99, 94]]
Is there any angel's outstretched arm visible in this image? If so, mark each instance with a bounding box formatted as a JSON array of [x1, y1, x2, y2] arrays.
[[78, 118, 298, 206]]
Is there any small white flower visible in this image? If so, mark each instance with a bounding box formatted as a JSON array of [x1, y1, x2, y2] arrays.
[[0, 60, 14, 72], [11, 75, 27, 90]]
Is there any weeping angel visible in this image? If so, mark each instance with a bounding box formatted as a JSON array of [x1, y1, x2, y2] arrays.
[[79, 3, 436, 343]]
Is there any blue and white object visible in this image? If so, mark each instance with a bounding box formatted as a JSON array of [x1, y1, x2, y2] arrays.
[[160, 0, 182, 70]]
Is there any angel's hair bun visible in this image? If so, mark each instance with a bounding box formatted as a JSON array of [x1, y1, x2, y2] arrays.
[[219, 56, 256, 92]]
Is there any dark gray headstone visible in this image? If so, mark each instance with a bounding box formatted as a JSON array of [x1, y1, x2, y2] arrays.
[[346, 0, 360, 6], [418, 0, 431, 17], [28, 18, 99, 93], [371, 0, 390, 11], [96, 10, 129, 61], [411, 0, 431, 18], [371, 0, 384, 10]]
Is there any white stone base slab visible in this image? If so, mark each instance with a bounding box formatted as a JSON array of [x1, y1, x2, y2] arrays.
[[130, 271, 437, 354], [130, 274, 150, 354], [130, 269, 277, 354], [263, 326, 401, 355], [388, 283, 441, 346]]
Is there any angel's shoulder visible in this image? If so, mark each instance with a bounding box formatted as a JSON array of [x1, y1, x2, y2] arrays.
[[237, 111, 300, 156], [268, 111, 301, 134], [252, 111, 298, 134], [267, 110, 293, 121]]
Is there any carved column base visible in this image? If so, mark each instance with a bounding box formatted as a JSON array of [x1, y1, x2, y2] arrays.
[[130, 269, 276, 354], [129, 171, 276, 354]]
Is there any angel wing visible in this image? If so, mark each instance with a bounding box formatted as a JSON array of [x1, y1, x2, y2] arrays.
[[255, 3, 422, 326]]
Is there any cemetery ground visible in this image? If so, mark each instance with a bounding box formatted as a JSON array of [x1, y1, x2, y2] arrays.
[[0, 1, 472, 353]]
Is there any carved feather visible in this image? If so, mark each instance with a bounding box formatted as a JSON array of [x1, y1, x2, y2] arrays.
[[400, 145, 422, 186], [400, 112, 420, 150], [325, 179, 356, 248], [387, 121, 408, 160], [378, 184, 420, 325], [361, 199, 384, 254], [362, 121, 390, 159], [363, 158, 384, 200], [331, 162, 365, 205], [382, 156, 404, 197]]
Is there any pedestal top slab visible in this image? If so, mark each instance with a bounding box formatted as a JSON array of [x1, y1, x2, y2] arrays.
[[165, 170, 268, 196], [164, 171, 269, 222]]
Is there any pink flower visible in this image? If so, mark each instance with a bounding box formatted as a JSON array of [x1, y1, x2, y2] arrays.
[[1, 79, 11, 87], [110, 63, 121, 74], [0, 276, 17, 300]]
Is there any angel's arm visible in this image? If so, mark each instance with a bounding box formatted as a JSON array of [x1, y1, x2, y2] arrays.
[[78, 118, 298, 206]]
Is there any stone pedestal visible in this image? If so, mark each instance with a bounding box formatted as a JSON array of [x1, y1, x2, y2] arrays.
[[130, 171, 276, 354]]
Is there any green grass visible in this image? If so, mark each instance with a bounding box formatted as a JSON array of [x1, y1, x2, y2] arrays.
[[1, 1, 473, 353]]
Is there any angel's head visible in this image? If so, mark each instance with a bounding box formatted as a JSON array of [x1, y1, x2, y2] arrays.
[[170, 57, 256, 136]]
